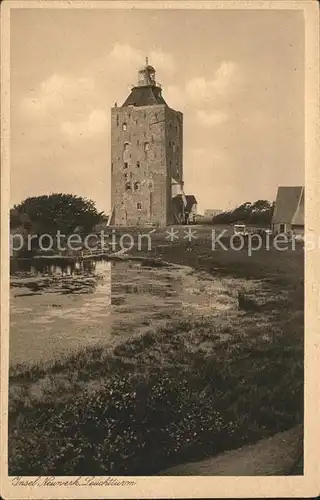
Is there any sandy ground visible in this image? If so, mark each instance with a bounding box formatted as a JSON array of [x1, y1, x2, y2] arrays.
[[161, 425, 303, 475]]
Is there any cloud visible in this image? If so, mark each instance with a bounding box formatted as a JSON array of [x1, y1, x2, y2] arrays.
[[21, 43, 175, 120], [109, 43, 175, 73], [61, 109, 108, 139], [196, 110, 228, 126], [21, 74, 95, 115], [165, 84, 186, 110], [186, 61, 240, 102], [162, 61, 241, 121]]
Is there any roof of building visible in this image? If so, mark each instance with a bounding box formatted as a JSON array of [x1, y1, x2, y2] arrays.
[[143, 65, 155, 72], [173, 194, 197, 212], [122, 85, 167, 107], [271, 186, 304, 225]]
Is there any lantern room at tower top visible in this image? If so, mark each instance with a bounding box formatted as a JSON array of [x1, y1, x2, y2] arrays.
[[137, 57, 157, 87], [110, 59, 196, 227]]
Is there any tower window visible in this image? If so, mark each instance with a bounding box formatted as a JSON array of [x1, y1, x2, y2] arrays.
[[144, 142, 150, 152], [172, 142, 176, 153], [124, 162, 128, 169], [122, 123, 127, 131], [136, 161, 140, 168], [137, 202, 142, 210], [116, 115, 119, 126], [125, 182, 131, 191], [124, 172, 128, 179], [123, 142, 131, 163], [134, 182, 140, 191], [111, 162, 113, 173], [137, 139, 140, 146]]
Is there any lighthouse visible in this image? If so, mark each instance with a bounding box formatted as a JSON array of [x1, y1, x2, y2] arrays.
[[110, 58, 184, 226]]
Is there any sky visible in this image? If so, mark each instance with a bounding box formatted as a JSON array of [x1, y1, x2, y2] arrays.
[[10, 7, 305, 214]]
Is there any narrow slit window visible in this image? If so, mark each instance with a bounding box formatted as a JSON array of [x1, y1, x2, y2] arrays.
[[137, 202, 142, 210], [136, 161, 140, 168], [124, 162, 128, 169]]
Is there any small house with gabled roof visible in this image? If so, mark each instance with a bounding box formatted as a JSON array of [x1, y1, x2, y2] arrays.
[[271, 186, 304, 235]]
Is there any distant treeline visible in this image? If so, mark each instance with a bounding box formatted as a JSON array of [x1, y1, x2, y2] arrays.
[[212, 200, 275, 226]]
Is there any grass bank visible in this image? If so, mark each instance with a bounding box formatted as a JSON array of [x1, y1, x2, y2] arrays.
[[9, 237, 304, 475]]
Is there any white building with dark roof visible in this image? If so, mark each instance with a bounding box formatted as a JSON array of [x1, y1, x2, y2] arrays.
[[271, 186, 304, 235]]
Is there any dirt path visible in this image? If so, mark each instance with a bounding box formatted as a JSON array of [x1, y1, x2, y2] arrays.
[[161, 426, 303, 475]]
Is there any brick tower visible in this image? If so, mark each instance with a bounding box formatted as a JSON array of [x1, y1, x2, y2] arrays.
[[110, 59, 184, 227]]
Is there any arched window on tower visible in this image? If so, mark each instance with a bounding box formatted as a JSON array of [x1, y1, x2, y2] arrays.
[[122, 123, 127, 131], [123, 142, 131, 164], [144, 142, 150, 159]]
